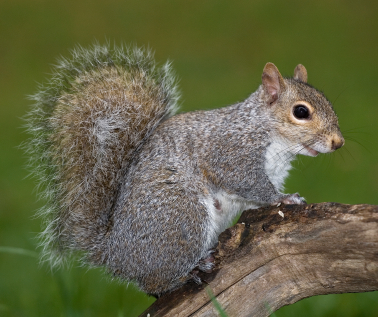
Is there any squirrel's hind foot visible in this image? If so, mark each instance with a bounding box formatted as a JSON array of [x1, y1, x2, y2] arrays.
[[190, 251, 215, 284], [197, 251, 215, 273]]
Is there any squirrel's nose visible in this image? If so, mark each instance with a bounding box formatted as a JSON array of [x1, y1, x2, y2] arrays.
[[331, 136, 345, 151]]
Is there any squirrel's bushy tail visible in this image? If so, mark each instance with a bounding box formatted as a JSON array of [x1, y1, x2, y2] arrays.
[[24, 44, 179, 265]]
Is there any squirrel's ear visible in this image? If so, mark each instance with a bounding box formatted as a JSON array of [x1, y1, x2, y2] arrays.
[[293, 64, 308, 83], [262, 63, 286, 104]]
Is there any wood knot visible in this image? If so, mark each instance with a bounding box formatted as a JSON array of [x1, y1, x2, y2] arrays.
[[217, 223, 249, 257]]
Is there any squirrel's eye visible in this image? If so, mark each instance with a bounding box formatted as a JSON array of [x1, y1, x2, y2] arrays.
[[293, 105, 310, 119]]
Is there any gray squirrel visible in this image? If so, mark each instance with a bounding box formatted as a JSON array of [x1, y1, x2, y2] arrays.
[[25, 44, 344, 296]]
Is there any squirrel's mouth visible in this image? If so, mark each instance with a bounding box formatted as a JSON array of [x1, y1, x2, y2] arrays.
[[302, 144, 319, 157]]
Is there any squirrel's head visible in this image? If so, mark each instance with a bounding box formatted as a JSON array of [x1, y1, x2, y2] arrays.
[[260, 62, 344, 157]]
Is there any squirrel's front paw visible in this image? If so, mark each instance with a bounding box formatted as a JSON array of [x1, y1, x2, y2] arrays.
[[282, 193, 306, 205], [273, 193, 306, 205]]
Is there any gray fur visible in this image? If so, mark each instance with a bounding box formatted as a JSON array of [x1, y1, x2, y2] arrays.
[[25, 45, 344, 295]]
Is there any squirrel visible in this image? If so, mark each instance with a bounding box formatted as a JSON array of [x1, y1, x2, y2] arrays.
[[25, 44, 344, 296]]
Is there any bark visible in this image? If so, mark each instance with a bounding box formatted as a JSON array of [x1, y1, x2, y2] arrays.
[[140, 203, 378, 317]]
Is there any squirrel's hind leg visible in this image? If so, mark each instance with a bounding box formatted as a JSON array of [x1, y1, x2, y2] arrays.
[[107, 178, 213, 296]]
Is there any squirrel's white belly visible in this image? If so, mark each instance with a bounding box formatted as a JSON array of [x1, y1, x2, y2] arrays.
[[264, 138, 294, 191], [201, 190, 258, 248]]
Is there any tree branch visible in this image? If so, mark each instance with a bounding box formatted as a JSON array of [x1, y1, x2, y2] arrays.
[[140, 203, 378, 317]]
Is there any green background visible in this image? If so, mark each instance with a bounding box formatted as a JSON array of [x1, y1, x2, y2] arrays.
[[1, 0, 378, 316]]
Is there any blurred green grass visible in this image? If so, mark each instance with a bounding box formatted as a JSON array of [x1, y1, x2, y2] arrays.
[[1, 0, 378, 316]]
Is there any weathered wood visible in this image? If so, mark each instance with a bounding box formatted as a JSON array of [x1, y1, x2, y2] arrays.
[[140, 203, 378, 317]]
